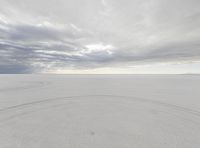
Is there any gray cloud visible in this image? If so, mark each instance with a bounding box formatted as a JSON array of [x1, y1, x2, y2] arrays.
[[0, 64, 32, 74], [0, 0, 200, 73]]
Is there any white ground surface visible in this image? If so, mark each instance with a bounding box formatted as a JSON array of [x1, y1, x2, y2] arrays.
[[0, 74, 200, 148]]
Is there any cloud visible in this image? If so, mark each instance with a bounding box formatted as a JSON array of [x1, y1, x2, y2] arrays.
[[0, 64, 32, 74], [0, 0, 200, 73]]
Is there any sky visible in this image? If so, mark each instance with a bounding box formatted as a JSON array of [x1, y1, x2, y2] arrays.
[[0, 0, 200, 74]]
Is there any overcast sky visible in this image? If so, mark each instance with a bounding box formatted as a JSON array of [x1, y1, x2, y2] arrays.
[[0, 0, 200, 73]]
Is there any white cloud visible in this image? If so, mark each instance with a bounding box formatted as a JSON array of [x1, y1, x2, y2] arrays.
[[0, 0, 200, 73], [84, 43, 114, 54]]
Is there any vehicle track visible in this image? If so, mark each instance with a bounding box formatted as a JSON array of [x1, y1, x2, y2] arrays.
[[0, 95, 200, 123], [1, 95, 200, 148], [0, 81, 51, 92]]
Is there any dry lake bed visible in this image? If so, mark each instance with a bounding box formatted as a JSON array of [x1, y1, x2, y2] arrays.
[[0, 74, 200, 148]]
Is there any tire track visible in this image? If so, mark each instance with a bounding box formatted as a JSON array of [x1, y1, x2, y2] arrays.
[[1, 94, 200, 148], [0, 81, 51, 93], [0, 94, 200, 119]]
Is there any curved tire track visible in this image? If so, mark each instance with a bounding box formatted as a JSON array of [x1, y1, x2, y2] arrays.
[[0, 81, 51, 93], [0, 95, 200, 121]]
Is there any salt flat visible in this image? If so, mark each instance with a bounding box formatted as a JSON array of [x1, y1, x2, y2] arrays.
[[0, 74, 200, 148]]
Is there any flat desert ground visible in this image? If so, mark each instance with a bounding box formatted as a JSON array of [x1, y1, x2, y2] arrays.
[[0, 74, 200, 148]]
